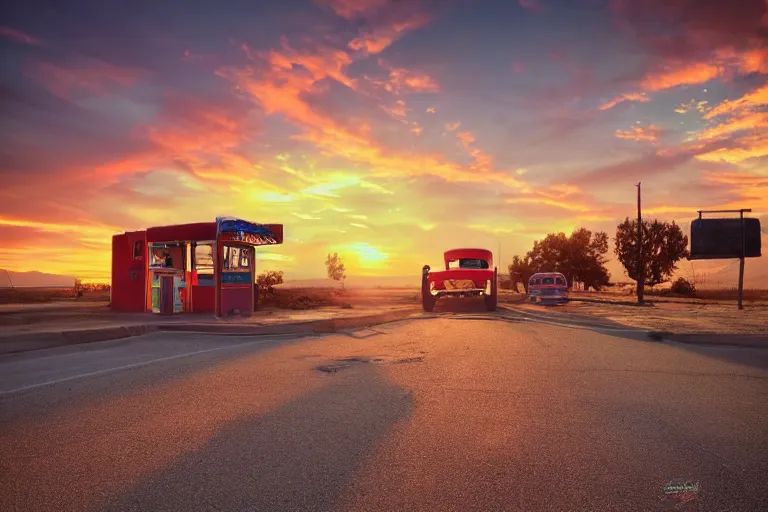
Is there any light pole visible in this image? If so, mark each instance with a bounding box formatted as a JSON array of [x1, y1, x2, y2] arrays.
[[636, 182, 644, 304]]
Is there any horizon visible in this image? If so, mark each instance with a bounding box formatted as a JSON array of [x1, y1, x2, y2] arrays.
[[1, 0, 767, 283]]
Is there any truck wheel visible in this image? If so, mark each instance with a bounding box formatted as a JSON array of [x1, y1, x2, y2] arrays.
[[485, 268, 498, 312], [422, 265, 436, 312]]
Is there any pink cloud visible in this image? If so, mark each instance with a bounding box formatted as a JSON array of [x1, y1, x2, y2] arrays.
[[375, 59, 440, 94], [614, 124, 664, 144], [317, 0, 390, 20], [518, 0, 543, 12], [0, 26, 41, 45], [602, 0, 768, 110], [29, 59, 145, 99], [599, 92, 651, 111], [348, 10, 431, 55]]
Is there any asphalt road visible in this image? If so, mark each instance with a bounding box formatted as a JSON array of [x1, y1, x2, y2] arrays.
[[1, 310, 767, 511]]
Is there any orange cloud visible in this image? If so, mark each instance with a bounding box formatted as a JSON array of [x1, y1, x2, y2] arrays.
[[640, 61, 722, 91], [455, 131, 494, 172], [698, 111, 768, 140], [705, 83, 768, 119], [674, 99, 710, 114], [375, 59, 440, 94], [601, 44, 768, 111], [381, 99, 408, 119], [0, 26, 41, 45], [702, 171, 768, 210], [456, 131, 475, 149], [30, 59, 145, 99], [349, 11, 430, 55], [320, 0, 431, 55], [714, 46, 768, 75], [615, 124, 663, 143], [696, 133, 768, 164], [598, 92, 650, 111], [445, 121, 461, 131], [318, 0, 389, 20], [219, 42, 524, 188]]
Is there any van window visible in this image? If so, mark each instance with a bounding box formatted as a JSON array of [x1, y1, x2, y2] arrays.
[[555, 277, 566, 286], [542, 277, 554, 285]]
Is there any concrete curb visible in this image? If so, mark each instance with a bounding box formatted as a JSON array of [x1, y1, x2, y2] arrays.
[[156, 308, 420, 336], [0, 308, 421, 355], [0, 324, 160, 355]]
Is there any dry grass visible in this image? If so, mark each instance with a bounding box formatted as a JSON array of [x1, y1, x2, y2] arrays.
[[684, 289, 768, 301]]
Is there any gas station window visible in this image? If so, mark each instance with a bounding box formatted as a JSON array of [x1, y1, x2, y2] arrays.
[[223, 246, 251, 271], [132, 241, 144, 260], [194, 244, 214, 274]]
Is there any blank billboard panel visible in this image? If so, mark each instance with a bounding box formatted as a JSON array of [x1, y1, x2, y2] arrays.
[[690, 218, 762, 260]]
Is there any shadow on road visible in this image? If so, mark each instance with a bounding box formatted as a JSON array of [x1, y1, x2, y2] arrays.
[[668, 343, 768, 372], [102, 366, 413, 512]]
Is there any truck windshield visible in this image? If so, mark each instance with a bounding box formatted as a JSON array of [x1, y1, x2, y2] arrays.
[[457, 258, 489, 269]]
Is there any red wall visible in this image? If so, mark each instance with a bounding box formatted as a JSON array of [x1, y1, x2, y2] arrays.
[[191, 286, 215, 313], [220, 286, 252, 315], [112, 232, 147, 312]]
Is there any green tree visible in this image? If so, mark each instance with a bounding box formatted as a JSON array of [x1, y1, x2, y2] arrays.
[[256, 270, 284, 295], [73, 278, 84, 298], [325, 253, 346, 290], [510, 228, 611, 291], [508, 255, 535, 293], [614, 218, 689, 288]]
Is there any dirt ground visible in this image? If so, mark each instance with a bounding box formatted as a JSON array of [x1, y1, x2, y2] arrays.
[[0, 288, 109, 304], [261, 287, 419, 310], [3, 286, 766, 336]]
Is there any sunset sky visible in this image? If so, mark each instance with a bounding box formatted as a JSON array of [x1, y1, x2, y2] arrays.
[[1, 0, 767, 283]]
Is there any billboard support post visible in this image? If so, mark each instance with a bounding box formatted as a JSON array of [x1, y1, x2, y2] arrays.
[[739, 210, 745, 310]]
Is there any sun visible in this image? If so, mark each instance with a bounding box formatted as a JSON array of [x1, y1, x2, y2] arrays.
[[347, 243, 389, 266]]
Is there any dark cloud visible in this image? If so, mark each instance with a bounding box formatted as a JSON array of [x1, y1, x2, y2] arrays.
[[612, 0, 768, 61], [574, 138, 739, 186]]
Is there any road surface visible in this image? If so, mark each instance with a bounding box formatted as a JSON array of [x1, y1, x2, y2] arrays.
[[1, 311, 767, 511]]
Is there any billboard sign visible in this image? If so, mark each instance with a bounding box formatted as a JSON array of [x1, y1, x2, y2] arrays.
[[689, 218, 762, 260]]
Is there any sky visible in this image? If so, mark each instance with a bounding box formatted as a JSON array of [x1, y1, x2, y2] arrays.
[[1, 0, 767, 284]]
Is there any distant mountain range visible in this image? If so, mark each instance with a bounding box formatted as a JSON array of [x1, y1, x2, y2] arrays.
[[0, 270, 76, 288], [689, 259, 768, 289], [278, 275, 421, 289]]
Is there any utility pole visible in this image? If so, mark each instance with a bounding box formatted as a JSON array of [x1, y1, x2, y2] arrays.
[[636, 182, 644, 304]]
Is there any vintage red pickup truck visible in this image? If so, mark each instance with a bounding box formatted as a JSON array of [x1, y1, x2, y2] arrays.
[[421, 248, 498, 312]]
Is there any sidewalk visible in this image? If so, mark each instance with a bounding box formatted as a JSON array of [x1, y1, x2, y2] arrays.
[[0, 305, 422, 355]]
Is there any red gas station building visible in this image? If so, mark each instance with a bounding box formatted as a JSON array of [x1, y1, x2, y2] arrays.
[[111, 217, 283, 316]]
